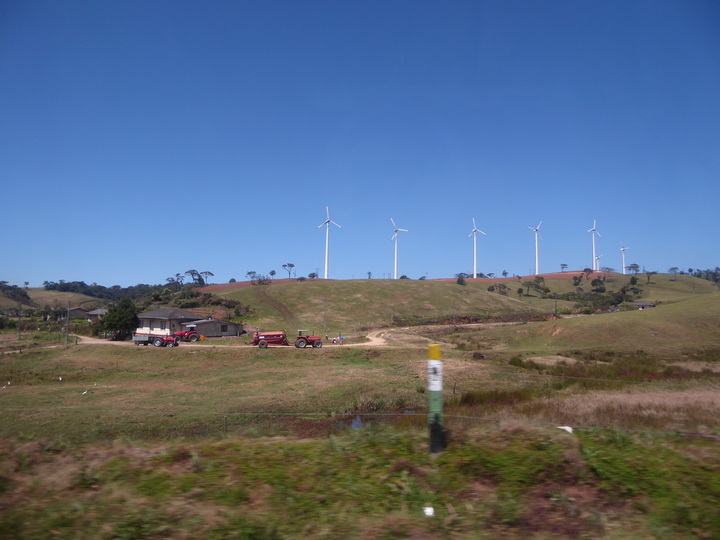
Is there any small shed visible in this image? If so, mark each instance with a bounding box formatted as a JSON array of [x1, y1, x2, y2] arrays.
[[87, 308, 107, 321], [182, 318, 244, 338]]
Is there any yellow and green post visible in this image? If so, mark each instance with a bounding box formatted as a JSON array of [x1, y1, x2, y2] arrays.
[[428, 344, 446, 453]]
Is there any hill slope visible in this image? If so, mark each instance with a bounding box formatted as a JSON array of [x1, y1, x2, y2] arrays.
[[208, 279, 550, 333]]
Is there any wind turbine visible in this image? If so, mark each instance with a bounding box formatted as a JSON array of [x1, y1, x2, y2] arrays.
[[468, 218, 486, 279], [620, 244, 630, 275], [390, 218, 408, 279], [587, 219, 601, 271], [595, 253, 603, 271], [317, 206, 342, 279], [528, 221, 542, 275]]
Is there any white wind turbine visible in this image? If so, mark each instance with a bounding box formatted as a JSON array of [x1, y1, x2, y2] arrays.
[[468, 218, 487, 279], [528, 221, 542, 275], [595, 253, 603, 271], [587, 219, 601, 271], [620, 244, 630, 275], [390, 218, 408, 280], [317, 206, 342, 279]]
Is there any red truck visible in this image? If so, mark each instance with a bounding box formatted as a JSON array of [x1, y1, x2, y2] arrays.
[[251, 330, 322, 349]]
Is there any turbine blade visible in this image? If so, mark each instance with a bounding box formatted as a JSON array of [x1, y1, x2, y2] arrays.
[[329, 220, 342, 228], [390, 217, 397, 228], [537, 221, 542, 229], [479, 230, 486, 235]]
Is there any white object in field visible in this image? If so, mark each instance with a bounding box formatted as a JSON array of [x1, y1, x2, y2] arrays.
[[428, 360, 442, 392]]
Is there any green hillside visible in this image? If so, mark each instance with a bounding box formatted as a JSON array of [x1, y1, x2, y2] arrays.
[[0, 288, 105, 313], [209, 274, 717, 335], [447, 292, 720, 355], [214, 279, 552, 334]]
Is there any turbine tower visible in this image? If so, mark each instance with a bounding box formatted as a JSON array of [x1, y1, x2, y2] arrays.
[[595, 253, 603, 271], [317, 206, 342, 279], [390, 217, 408, 279], [587, 219, 601, 271], [468, 218, 486, 279], [528, 221, 542, 275], [620, 244, 630, 275]]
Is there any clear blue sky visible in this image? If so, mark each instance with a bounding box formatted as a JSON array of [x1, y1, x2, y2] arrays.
[[2, 1, 719, 287]]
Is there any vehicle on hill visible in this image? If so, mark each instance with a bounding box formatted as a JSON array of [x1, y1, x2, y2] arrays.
[[132, 334, 180, 347], [294, 330, 322, 348], [251, 331, 289, 348], [173, 329, 199, 342], [250, 330, 322, 348]]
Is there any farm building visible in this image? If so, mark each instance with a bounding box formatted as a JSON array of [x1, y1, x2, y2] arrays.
[[135, 308, 205, 337], [182, 318, 244, 338]]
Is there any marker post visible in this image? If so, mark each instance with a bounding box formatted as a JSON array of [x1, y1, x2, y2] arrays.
[[428, 344, 446, 453]]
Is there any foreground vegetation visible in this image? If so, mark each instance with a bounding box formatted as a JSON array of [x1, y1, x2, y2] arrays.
[[1, 423, 718, 539], [1, 273, 719, 538]]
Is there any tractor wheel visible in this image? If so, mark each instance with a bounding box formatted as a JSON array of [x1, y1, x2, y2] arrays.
[[189, 334, 199, 342], [295, 339, 307, 348], [312, 340, 322, 348], [258, 340, 268, 348], [166, 340, 175, 348], [153, 338, 164, 347]]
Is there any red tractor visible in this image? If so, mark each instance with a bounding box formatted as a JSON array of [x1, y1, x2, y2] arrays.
[[250, 330, 322, 349], [295, 330, 322, 348], [173, 330, 200, 342]]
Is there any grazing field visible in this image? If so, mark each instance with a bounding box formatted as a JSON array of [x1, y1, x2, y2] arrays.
[[1, 274, 719, 538]]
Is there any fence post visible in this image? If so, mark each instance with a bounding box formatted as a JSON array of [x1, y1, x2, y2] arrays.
[[428, 344, 446, 453]]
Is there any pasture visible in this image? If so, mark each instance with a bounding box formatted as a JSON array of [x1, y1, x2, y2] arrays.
[[1, 274, 719, 538]]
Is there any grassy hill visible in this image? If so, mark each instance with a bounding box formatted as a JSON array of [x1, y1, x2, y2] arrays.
[[445, 290, 720, 356], [211, 279, 555, 334], [207, 273, 717, 334]]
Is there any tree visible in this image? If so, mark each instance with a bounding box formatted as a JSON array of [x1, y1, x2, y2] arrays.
[[269, 270, 276, 279], [628, 264, 640, 275], [367, 272, 372, 279], [102, 298, 139, 339], [282, 263, 295, 278], [456, 276, 466, 286], [517, 287, 523, 299], [399, 275, 409, 279], [199, 271, 214, 285], [308, 273, 318, 279], [229, 278, 237, 283], [646, 271, 657, 284], [560, 264, 568, 272], [668, 267, 679, 280], [502, 270, 508, 278], [185, 269, 200, 284]]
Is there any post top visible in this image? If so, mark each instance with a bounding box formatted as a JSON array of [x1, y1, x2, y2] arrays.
[[428, 344, 442, 360]]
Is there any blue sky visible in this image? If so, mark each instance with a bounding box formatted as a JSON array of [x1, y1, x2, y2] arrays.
[[2, 1, 719, 287]]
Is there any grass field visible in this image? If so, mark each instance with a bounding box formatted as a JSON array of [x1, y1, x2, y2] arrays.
[[1, 273, 719, 538]]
